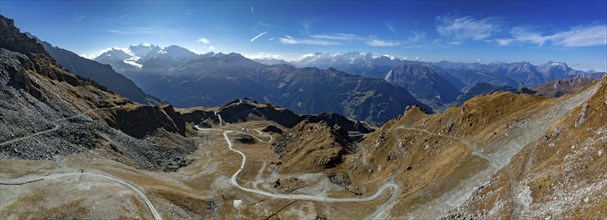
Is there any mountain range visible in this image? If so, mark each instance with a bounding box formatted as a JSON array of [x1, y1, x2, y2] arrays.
[[96, 47, 600, 115], [94, 45, 430, 124]]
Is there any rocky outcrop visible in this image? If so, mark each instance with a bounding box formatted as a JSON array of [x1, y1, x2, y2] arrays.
[[93, 104, 188, 138], [273, 118, 355, 173], [217, 98, 302, 128]]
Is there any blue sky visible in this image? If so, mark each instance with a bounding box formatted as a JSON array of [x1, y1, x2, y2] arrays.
[[2, 0, 606, 71]]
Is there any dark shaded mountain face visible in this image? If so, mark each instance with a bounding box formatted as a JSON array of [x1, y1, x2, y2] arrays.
[[455, 82, 518, 105], [40, 41, 163, 106], [0, 15, 195, 171], [101, 50, 429, 124], [384, 63, 462, 107]]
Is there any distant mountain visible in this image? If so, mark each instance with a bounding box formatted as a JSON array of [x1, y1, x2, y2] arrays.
[[532, 76, 597, 98], [384, 62, 462, 108], [40, 41, 163, 106], [294, 52, 403, 79], [94, 47, 146, 73], [435, 60, 600, 89], [293, 52, 464, 110], [99, 48, 430, 124], [433, 61, 520, 89], [252, 58, 290, 65], [94, 44, 198, 75], [454, 82, 518, 105], [293, 52, 598, 91]]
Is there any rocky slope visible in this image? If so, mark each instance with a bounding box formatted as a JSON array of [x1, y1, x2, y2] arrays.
[[444, 76, 607, 219], [0, 15, 194, 171]]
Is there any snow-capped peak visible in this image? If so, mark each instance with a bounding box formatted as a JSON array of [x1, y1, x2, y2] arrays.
[[94, 44, 198, 70], [382, 54, 398, 61]]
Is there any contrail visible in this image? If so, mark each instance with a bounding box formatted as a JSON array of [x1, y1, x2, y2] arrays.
[[250, 31, 267, 42], [250, 6, 255, 15]]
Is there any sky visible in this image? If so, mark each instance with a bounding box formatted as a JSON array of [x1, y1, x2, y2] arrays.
[[2, 0, 606, 71]]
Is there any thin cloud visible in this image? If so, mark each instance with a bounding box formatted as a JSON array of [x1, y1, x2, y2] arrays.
[[302, 21, 311, 35], [436, 15, 498, 42], [385, 22, 397, 34], [496, 25, 607, 47], [250, 31, 268, 42], [367, 39, 400, 47], [73, 14, 89, 22], [280, 35, 340, 45], [555, 25, 607, 46], [107, 28, 159, 35], [407, 31, 426, 43], [197, 38, 211, 44], [250, 6, 255, 15], [310, 33, 362, 41]]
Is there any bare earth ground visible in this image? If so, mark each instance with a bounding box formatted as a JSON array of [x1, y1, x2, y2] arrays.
[[0, 121, 395, 219]]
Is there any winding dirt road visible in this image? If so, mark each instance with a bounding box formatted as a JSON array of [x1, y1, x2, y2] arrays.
[[197, 127, 400, 216]]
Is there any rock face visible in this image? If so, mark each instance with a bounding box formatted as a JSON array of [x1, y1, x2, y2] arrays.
[[40, 41, 163, 106], [0, 15, 194, 171], [215, 98, 303, 128]]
